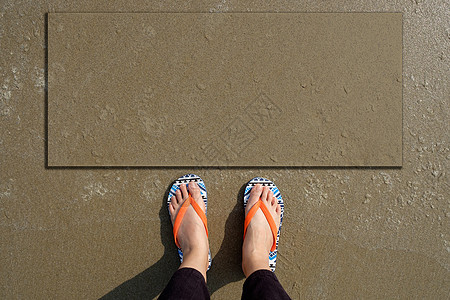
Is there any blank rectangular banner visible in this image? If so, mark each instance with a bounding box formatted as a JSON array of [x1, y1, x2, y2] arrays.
[[48, 13, 402, 166]]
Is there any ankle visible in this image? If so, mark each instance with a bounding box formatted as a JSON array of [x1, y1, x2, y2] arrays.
[[242, 250, 269, 277], [180, 247, 209, 278], [181, 242, 209, 257], [242, 260, 270, 277]]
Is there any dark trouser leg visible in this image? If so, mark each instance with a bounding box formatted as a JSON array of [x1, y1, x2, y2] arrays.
[[241, 269, 291, 300], [158, 267, 210, 300]]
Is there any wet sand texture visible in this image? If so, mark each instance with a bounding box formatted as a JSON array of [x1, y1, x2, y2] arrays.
[[48, 13, 402, 167], [2, 2, 449, 299]]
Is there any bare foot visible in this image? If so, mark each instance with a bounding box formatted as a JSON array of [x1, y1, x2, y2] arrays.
[[169, 181, 209, 281], [242, 184, 282, 277]]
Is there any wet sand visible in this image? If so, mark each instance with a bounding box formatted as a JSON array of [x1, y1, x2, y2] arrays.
[[0, 1, 449, 299]]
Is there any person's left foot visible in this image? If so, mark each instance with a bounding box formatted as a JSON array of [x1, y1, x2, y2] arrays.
[[242, 184, 281, 277], [169, 182, 209, 280]]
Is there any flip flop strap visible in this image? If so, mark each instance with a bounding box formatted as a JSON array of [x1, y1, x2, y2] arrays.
[[173, 192, 208, 249], [243, 198, 278, 252]]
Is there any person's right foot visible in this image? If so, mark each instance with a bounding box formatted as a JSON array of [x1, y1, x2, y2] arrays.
[[242, 184, 282, 277], [169, 181, 209, 281]]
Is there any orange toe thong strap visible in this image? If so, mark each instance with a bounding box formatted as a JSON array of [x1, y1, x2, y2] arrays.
[[173, 192, 208, 249], [243, 198, 278, 252]]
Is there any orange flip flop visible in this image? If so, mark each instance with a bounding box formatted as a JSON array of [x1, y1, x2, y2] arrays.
[[167, 174, 211, 270], [243, 177, 284, 272]]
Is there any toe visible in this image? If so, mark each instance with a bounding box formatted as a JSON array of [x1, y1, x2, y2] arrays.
[[189, 181, 205, 210], [247, 184, 262, 213], [180, 183, 188, 199], [261, 186, 269, 203], [271, 196, 276, 206], [175, 189, 183, 203], [171, 195, 178, 207], [189, 181, 201, 199], [267, 190, 274, 204], [169, 201, 175, 215]]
